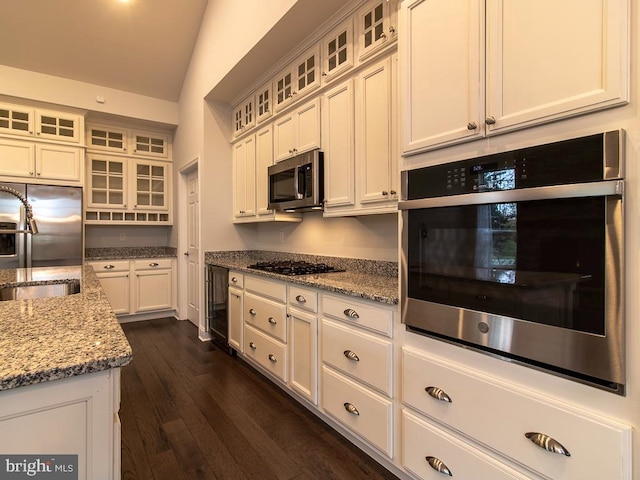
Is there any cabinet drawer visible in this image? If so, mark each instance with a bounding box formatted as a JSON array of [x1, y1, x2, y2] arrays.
[[245, 275, 286, 303], [228, 271, 244, 288], [402, 348, 632, 480], [289, 285, 318, 313], [244, 292, 287, 342], [244, 325, 287, 382], [322, 366, 392, 457], [322, 294, 393, 337], [133, 258, 172, 270], [89, 260, 130, 273], [402, 410, 531, 480], [321, 319, 392, 396]]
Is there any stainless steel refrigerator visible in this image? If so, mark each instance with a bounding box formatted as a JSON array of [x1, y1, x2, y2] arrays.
[[0, 182, 83, 268]]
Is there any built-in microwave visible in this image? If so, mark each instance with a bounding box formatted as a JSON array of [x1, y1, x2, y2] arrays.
[[399, 130, 625, 394], [268, 149, 324, 211]]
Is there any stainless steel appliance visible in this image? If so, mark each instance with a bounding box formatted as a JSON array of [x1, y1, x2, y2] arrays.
[[248, 260, 344, 276], [206, 264, 234, 354], [0, 183, 83, 268], [268, 149, 324, 211], [399, 130, 625, 394]]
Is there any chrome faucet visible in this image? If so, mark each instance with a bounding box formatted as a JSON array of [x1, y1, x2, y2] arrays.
[[0, 185, 39, 234]]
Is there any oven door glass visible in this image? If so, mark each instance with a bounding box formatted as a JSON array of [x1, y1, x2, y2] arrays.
[[407, 196, 608, 335]]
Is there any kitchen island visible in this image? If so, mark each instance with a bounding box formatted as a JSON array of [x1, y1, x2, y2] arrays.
[[0, 265, 132, 479]]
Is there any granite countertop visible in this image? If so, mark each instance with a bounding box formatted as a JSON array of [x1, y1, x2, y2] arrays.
[[85, 246, 177, 260], [205, 251, 399, 305], [0, 265, 133, 391]]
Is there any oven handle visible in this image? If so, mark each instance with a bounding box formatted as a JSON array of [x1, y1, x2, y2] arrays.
[[398, 180, 623, 210]]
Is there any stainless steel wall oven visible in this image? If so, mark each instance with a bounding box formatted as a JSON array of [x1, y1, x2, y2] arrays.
[[400, 131, 625, 394]]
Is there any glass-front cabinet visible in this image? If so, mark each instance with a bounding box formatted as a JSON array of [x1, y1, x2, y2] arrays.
[[134, 160, 167, 210], [87, 155, 126, 209]]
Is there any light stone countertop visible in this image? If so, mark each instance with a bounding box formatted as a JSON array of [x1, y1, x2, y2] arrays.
[[205, 251, 399, 305], [0, 265, 133, 391], [85, 246, 177, 260]]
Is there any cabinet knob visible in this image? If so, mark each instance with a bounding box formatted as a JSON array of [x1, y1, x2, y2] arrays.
[[382, 191, 389, 196], [295, 295, 306, 303], [378, 32, 387, 39], [389, 26, 396, 34], [104, 265, 115, 270], [29, 172, 34, 176], [268, 317, 277, 325], [390, 190, 396, 195], [485, 116, 496, 125], [322, 72, 327, 76], [343, 350, 360, 362], [425, 386, 452, 403], [343, 402, 360, 416], [343, 308, 359, 319], [231, 277, 238, 283], [249, 341, 257, 350], [149, 262, 159, 267], [425, 456, 452, 477], [268, 353, 278, 363], [249, 308, 256, 315], [183, 252, 189, 256], [525, 432, 571, 456], [467, 122, 478, 130]]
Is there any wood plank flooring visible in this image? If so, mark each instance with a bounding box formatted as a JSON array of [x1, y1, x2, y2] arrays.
[[120, 318, 399, 480]]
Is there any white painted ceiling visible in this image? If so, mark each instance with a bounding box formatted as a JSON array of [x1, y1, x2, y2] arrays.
[[0, 0, 208, 102]]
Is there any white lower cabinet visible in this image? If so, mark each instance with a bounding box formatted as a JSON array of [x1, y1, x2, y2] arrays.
[[0, 369, 121, 480], [88, 258, 175, 317], [322, 365, 393, 457], [228, 287, 244, 353], [402, 410, 532, 480], [288, 285, 318, 404], [133, 259, 173, 312], [402, 347, 633, 480], [244, 324, 287, 382], [320, 293, 395, 458]]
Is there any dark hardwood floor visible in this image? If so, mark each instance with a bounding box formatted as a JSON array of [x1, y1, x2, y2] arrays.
[[120, 318, 399, 480]]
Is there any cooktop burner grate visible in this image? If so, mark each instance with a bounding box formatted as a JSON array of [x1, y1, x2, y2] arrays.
[[247, 260, 344, 276]]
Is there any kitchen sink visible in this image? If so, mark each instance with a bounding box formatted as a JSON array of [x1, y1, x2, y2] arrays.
[[0, 281, 81, 301]]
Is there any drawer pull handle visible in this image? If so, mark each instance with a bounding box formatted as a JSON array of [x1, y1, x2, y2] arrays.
[[425, 456, 452, 476], [104, 265, 115, 270], [268, 354, 277, 363], [343, 350, 360, 362], [343, 308, 360, 319], [425, 386, 452, 403], [249, 342, 257, 350], [268, 317, 277, 325], [249, 308, 256, 315], [343, 402, 360, 416], [295, 294, 306, 303], [149, 262, 159, 267], [525, 432, 571, 457], [231, 276, 237, 283]]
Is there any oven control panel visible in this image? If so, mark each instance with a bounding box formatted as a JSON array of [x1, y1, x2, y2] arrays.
[[406, 132, 610, 200]]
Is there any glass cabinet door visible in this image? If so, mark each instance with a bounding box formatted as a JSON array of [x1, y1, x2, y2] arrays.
[[134, 160, 168, 210], [88, 155, 126, 208]]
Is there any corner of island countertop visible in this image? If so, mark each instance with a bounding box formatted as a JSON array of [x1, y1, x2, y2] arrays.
[[0, 264, 133, 391]]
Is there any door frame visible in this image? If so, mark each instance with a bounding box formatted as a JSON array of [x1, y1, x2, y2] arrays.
[[178, 157, 209, 340]]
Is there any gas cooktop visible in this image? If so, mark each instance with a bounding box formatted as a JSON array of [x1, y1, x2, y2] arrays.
[[247, 260, 344, 276]]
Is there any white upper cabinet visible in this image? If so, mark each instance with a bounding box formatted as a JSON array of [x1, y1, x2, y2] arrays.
[[255, 125, 273, 215], [232, 94, 256, 138], [322, 79, 355, 209], [232, 134, 256, 219], [321, 19, 354, 83], [400, 0, 630, 155], [356, 0, 398, 62], [273, 98, 320, 162], [86, 124, 171, 159], [0, 102, 83, 144], [255, 81, 273, 124], [274, 46, 321, 112]]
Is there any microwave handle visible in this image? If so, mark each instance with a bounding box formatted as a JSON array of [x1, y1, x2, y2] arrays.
[[294, 165, 300, 199]]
